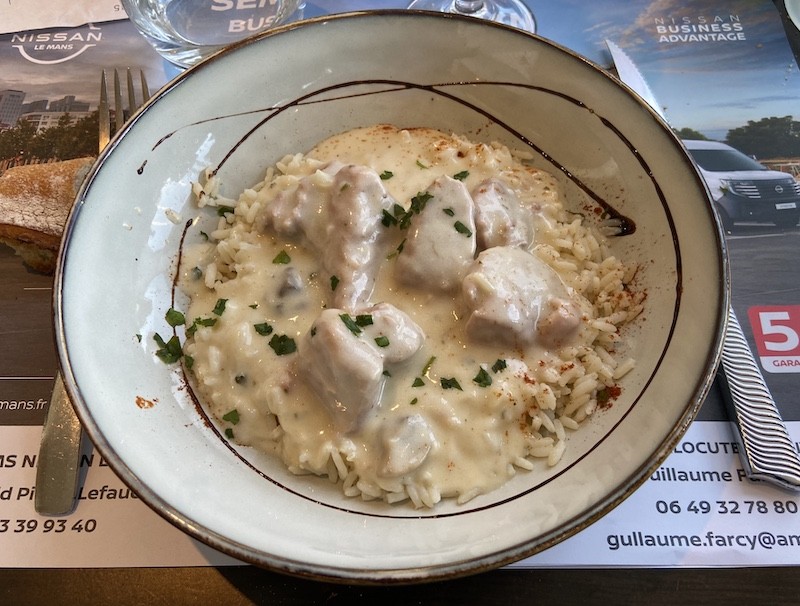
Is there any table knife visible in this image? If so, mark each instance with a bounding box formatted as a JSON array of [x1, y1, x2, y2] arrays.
[[718, 308, 800, 490], [34, 374, 83, 514]]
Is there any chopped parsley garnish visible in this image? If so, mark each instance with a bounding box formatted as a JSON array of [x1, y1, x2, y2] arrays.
[[416, 160, 429, 169], [374, 336, 390, 348], [339, 313, 362, 335], [249, 303, 259, 309], [454, 221, 472, 237], [330, 275, 340, 291], [387, 238, 406, 259], [381, 202, 410, 227], [440, 377, 463, 390], [222, 408, 239, 425], [136, 334, 142, 342], [224, 428, 234, 439], [398, 212, 413, 230], [272, 250, 291, 264], [383, 370, 392, 377], [216, 205, 235, 216], [212, 298, 228, 316], [355, 314, 373, 327], [410, 397, 418, 405], [491, 359, 507, 373], [473, 367, 492, 388], [410, 191, 433, 214], [412, 377, 425, 387], [381, 209, 398, 227], [421, 356, 436, 376], [268, 334, 297, 356], [442, 207, 455, 217], [398, 192, 433, 229], [186, 316, 217, 337], [154, 333, 182, 364], [453, 170, 470, 181], [184, 355, 194, 370], [379, 170, 394, 180], [165, 308, 185, 327], [254, 322, 273, 336]]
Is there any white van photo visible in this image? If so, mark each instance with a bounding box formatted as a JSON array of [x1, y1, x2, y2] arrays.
[[683, 139, 800, 229]]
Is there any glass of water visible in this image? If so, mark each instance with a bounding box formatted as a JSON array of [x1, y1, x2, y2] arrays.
[[121, 0, 303, 68]]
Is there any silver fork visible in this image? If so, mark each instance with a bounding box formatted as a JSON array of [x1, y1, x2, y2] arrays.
[[34, 69, 150, 516]]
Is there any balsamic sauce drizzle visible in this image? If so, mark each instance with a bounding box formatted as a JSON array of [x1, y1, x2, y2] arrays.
[[157, 77, 686, 518]]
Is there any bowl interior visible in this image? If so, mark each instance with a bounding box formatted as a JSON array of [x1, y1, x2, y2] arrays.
[[56, 11, 726, 582]]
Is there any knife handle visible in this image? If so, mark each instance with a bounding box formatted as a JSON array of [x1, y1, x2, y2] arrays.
[[719, 307, 800, 492], [34, 373, 83, 515]]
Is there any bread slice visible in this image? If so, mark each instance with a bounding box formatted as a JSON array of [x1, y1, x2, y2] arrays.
[[0, 157, 94, 273]]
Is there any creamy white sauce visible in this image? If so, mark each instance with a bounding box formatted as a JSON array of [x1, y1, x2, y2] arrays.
[[180, 125, 641, 508]]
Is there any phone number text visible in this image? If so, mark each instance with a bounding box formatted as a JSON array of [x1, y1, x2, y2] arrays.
[[0, 518, 97, 534], [655, 500, 798, 515]]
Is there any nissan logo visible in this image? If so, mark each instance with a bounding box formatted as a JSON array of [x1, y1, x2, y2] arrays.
[[775, 185, 784, 193]]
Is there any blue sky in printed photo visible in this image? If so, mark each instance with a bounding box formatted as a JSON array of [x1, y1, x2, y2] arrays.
[[534, 0, 800, 139], [308, 0, 800, 140]]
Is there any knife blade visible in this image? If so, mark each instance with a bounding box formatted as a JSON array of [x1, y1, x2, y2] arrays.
[[605, 39, 800, 491], [605, 40, 666, 120]]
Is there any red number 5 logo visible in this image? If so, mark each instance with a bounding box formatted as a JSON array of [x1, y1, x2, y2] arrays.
[[748, 306, 800, 373]]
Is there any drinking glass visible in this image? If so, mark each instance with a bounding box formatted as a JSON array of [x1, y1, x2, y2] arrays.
[[121, 0, 302, 68], [407, 0, 536, 32]]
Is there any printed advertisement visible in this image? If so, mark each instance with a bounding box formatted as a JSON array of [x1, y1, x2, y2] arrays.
[[1, 0, 799, 569]]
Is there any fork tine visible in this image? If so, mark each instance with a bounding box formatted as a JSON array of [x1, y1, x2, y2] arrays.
[[140, 69, 151, 104], [38, 67, 141, 516], [113, 69, 124, 132], [98, 70, 110, 153], [126, 68, 137, 115]]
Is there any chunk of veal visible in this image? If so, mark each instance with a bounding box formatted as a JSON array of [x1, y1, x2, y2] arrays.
[[472, 178, 534, 250], [462, 246, 581, 348], [380, 414, 437, 477], [395, 175, 476, 291], [299, 303, 425, 432], [260, 161, 342, 239], [367, 302, 427, 364], [260, 163, 395, 311]]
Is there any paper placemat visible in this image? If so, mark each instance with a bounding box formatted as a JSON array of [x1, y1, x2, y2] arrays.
[[0, 0, 125, 35], [3, 420, 800, 568], [2, 0, 799, 569]]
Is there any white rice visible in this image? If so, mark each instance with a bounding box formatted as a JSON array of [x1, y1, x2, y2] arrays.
[[181, 127, 645, 508]]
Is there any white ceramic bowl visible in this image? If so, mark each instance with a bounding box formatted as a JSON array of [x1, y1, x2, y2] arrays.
[[55, 11, 728, 582]]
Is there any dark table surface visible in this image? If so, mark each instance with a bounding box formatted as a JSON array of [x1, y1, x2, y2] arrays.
[[4, 564, 800, 604], [3, 2, 800, 604]]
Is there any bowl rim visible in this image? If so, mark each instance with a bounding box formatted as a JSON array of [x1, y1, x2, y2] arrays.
[[53, 9, 730, 583]]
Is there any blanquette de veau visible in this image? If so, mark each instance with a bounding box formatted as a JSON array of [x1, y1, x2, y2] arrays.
[[179, 125, 644, 508]]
